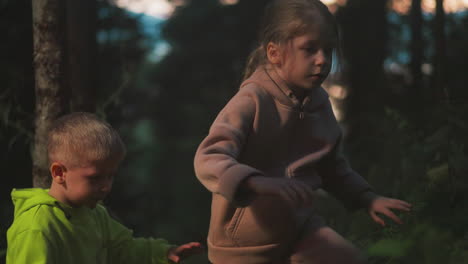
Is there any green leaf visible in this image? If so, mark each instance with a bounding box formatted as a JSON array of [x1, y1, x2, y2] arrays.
[[425, 126, 449, 145], [367, 239, 411, 257], [427, 163, 449, 183]]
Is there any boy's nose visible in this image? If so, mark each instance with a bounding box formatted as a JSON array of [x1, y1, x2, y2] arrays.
[[100, 178, 113, 193]]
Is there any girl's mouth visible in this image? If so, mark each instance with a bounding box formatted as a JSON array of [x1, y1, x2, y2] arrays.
[[309, 72, 323, 76], [308, 74, 322, 80]]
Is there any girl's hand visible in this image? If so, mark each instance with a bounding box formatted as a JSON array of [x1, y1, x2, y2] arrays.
[[244, 176, 314, 207], [167, 242, 204, 263], [368, 196, 412, 227]]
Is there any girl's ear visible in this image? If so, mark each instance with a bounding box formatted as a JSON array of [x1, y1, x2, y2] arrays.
[[266, 42, 282, 65], [50, 162, 66, 184]]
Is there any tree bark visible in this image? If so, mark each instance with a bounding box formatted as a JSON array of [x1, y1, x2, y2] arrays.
[[338, 0, 388, 135], [32, 0, 68, 187], [433, 0, 447, 102], [410, 0, 423, 104]]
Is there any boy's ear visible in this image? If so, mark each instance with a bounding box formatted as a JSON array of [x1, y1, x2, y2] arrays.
[[266, 42, 282, 65], [50, 162, 66, 184]]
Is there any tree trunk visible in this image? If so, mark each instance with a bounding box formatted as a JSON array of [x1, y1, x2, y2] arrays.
[[410, 0, 423, 104], [32, 0, 68, 188], [338, 0, 388, 135], [67, 0, 97, 112], [433, 0, 447, 102]]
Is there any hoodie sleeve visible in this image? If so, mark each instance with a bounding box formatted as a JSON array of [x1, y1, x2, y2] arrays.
[[317, 134, 376, 210], [103, 208, 173, 264], [194, 90, 263, 205], [6, 230, 56, 264]]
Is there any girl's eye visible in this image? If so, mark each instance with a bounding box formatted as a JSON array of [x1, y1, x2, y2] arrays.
[[303, 47, 317, 53], [303, 47, 334, 59]]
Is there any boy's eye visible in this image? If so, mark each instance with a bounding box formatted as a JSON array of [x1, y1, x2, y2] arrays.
[[88, 174, 114, 181], [88, 176, 100, 182]]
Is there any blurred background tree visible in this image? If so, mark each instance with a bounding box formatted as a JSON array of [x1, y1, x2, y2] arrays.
[[1, 0, 468, 263], [31, 0, 68, 188]]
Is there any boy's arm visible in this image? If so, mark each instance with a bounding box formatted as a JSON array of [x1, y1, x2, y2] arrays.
[[105, 215, 173, 264], [6, 230, 55, 264], [166, 242, 204, 263]]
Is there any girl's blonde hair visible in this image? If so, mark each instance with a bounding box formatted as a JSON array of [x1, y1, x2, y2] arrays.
[[243, 0, 340, 81], [47, 112, 126, 168]]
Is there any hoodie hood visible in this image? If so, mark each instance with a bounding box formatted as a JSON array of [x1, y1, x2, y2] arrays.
[[11, 188, 59, 219], [240, 65, 330, 113]]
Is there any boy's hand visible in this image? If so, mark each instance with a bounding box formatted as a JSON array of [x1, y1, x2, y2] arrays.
[[167, 242, 204, 263], [244, 176, 314, 208], [368, 196, 412, 227]]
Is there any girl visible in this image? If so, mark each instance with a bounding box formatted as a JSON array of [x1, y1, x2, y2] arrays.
[[194, 0, 412, 263]]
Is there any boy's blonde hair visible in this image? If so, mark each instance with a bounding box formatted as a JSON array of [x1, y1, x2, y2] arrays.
[[47, 112, 126, 168]]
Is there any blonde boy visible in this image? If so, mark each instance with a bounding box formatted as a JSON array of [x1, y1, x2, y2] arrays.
[[6, 112, 202, 264]]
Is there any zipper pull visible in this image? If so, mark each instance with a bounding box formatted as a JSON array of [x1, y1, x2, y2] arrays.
[[299, 111, 304, 120], [299, 104, 305, 120]]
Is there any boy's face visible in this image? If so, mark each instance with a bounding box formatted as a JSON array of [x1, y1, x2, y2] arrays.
[[59, 159, 119, 208]]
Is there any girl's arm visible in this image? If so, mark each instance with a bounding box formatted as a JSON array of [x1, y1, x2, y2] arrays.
[[241, 175, 315, 208], [316, 134, 375, 210], [368, 196, 412, 226], [317, 136, 413, 222], [194, 90, 263, 205]]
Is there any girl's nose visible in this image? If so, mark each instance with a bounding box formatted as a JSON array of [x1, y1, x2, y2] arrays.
[[314, 49, 326, 66]]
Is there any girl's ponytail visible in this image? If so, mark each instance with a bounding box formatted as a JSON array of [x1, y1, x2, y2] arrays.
[[242, 46, 266, 82]]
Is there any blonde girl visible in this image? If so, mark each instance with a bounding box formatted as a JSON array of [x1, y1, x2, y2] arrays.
[[194, 0, 412, 263]]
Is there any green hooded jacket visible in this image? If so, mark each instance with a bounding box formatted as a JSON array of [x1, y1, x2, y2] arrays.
[[6, 188, 172, 264]]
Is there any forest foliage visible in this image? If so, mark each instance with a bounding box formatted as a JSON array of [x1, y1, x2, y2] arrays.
[[1, 0, 468, 263]]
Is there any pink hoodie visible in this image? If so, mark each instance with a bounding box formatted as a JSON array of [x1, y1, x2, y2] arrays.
[[194, 66, 373, 263]]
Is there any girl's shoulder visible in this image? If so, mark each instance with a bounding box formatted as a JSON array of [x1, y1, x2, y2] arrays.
[[237, 81, 274, 105], [240, 80, 266, 93], [239, 69, 275, 100]]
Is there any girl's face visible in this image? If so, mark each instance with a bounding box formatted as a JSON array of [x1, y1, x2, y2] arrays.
[[272, 22, 336, 92]]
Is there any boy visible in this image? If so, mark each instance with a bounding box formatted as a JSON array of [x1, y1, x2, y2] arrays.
[[6, 112, 203, 264]]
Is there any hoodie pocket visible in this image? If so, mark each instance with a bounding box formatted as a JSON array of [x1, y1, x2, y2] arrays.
[[227, 196, 296, 247], [225, 207, 245, 244]]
